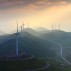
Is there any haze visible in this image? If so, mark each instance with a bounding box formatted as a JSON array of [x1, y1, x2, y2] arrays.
[[0, 0, 71, 33]]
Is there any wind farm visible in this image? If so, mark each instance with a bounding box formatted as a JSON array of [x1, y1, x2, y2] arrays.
[[0, 20, 71, 71], [0, 0, 71, 71]]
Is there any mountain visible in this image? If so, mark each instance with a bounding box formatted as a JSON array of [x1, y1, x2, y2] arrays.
[[0, 30, 50, 71], [0, 33, 16, 44], [35, 27, 50, 35], [36, 27, 49, 32], [0, 29, 71, 71], [41, 30, 71, 48], [0, 30, 5, 35], [42, 30, 66, 43], [41, 30, 71, 61], [0, 30, 58, 58], [23, 28, 39, 36]]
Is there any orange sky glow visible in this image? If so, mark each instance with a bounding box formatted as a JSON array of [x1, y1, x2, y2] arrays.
[[0, 0, 71, 32]]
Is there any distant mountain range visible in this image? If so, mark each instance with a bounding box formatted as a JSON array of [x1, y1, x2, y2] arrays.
[[23, 28, 38, 36], [35, 27, 50, 35], [0, 30, 5, 35], [36, 27, 49, 32]]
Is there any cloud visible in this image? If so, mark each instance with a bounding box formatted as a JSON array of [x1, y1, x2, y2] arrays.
[[0, 0, 70, 3], [0, 0, 71, 32], [0, 0, 70, 12], [0, 0, 70, 5]]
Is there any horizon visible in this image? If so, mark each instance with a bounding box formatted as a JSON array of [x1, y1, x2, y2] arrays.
[[0, 27, 71, 35]]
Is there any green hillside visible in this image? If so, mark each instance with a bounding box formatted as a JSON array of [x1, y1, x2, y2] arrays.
[[0, 57, 48, 71], [0, 31, 57, 58], [0, 29, 71, 71], [41, 30, 71, 62]]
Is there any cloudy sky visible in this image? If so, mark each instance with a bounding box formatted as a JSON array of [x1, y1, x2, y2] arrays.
[[0, 0, 71, 32]]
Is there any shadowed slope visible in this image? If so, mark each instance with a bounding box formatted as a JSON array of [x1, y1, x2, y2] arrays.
[[0, 31, 57, 58]]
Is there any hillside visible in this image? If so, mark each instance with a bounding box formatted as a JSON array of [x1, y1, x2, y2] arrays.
[[42, 30, 66, 42], [0, 30, 5, 35], [23, 28, 40, 37], [35, 27, 50, 34], [0, 31, 58, 58], [41, 30, 71, 62], [0, 29, 71, 71], [0, 56, 49, 71], [0, 29, 56, 71]]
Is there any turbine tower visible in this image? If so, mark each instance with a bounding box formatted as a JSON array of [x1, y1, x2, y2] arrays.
[[21, 25, 23, 36], [16, 21, 19, 55], [23, 23, 25, 30]]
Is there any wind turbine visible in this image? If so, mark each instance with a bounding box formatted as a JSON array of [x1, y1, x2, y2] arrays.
[[16, 21, 19, 55], [22, 22, 25, 30], [20, 25, 23, 36]]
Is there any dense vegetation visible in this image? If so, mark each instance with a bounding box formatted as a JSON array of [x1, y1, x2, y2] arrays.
[[0, 58, 48, 71]]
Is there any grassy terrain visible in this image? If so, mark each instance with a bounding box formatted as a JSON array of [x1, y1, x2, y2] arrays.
[[0, 32, 57, 58], [0, 29, 71, 71], [0, 58, 47, 71]]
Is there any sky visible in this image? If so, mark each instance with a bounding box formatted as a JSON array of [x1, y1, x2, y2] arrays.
[[0, 0, 71, 33]]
